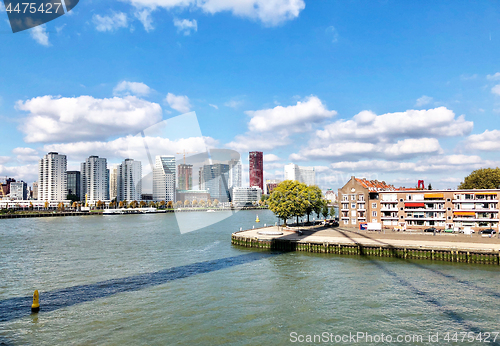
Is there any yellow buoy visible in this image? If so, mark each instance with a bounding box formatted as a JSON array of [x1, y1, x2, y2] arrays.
[[256, 215, 260, 223], [31, 290, 40, 313]]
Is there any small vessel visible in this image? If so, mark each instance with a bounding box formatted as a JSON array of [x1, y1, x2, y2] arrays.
[[207, 209, 215, 213], [255, 215, 260, 223]]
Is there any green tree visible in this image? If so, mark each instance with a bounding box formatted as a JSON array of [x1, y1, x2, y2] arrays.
[[160, 200, 166, 209], [140, 201, 147, 208], [304, 185, 323, 223], [167, 201, 173, 209], [175, 201, 183, 208], [184, 200, 190, 207], [330, 206, 336, 219], [213, 199, 219, 207], [321, 203, 329, 219], [459, 168, 500, 189], [268, 180, 309, 226], [66, 194, 79, 203]]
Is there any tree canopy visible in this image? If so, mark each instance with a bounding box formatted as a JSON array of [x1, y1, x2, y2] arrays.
[[458, 168, 500, 189], [268, 180, 327, 225]]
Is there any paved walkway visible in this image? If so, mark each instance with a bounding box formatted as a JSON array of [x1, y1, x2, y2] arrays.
[[235, 226, 500, 252]]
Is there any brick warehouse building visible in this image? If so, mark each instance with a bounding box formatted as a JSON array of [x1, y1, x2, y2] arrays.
[[338, 176, 500, 232], [249, 151, 263, 191]]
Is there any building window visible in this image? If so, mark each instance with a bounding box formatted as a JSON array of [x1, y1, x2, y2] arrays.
[[447, 198, 451, 202], [351, 195, 356, 201], [372, 203, 377, 208], [372, 219, 377, 223], [400, 215, 404, 219], [351, 219, 356, 225], [372, 211, 377, 217], [447, 216, 451, 220], [344, 219, 348, 225], [399, 198, 403, 202], [400, 207, 403, 211], [351, 203, 356, 209], [406, 194, 412, 200], [351, 210, 356, 217], [343, 195, 348, 201], [447, 207, 451, 211], [358, 194, 364, 201]]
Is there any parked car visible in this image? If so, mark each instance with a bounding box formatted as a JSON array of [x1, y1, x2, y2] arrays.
[[423, 227, 439, 233], [480, 228, 496, 235]]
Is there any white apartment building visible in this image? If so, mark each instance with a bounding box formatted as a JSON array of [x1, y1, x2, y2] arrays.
[[228, 158, 242, 189], [10, 181, 27, 200], [117, 159, 142, 202], [153, 155, 176, 202], [38, 152, 67, 201], [232, 186, 262, 206], [109, 165, 118, 201], [81, 156, 109, 202], [284, 163, 316, 186]]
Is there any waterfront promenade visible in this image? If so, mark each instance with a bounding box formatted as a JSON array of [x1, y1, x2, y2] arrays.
[[232, 225, 500, 264]]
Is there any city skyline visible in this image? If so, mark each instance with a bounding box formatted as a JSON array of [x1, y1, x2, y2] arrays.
[[1, 2, 499, 192]]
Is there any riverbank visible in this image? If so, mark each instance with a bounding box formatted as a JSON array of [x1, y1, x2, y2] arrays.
[[232, 225, 500, 265], [0, 211, 103, 219]]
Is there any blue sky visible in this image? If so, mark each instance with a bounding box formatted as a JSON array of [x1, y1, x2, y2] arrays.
[[1, 0, 500, 191]]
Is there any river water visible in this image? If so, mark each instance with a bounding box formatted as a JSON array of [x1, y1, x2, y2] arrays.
[[1, 209, 499, 345]]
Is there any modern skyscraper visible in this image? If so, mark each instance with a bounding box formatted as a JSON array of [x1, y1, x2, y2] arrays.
[[117, 159, 142, 202], [228, 158, 242, 189], [81, 156, 109, 202], [38, 152, 67, 201], [178, 164, 193, 190], [249, 151, 263, 190], [109, 165, 118, 201], [153, 155, 176, 202], [199, 163, 230, 202], [67, 171, 81, 200], [284, 163, 316, 186]]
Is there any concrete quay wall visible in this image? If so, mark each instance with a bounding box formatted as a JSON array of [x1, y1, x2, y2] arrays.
[[231, 226, 500, 265]]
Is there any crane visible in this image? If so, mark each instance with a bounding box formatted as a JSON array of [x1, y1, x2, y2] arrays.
[[176, 150, 198, 165]]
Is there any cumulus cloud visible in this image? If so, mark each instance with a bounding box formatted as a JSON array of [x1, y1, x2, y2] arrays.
[[209, 104, 218, 109], [93, 12, 128, 32], [113, 81, 151, 96], [43, 135, 216, 169], [226, 134, 290, 152], [135, 8, 154, 31], [173, 18, 197, 35], [246, 96, 336, 134], [415, 95, 433, 107], [17, 95, 162, 143], [0, 156, 10, 164], [165, 93, 191, 113], [487, 72, 500, 80], [290, 138, 442, 161], [492, 84, 500, 96], [30, 25, 50, 46], [466, 129, 500, 151], [317, 107, 472, 142], [263, 153, 281, 162], [0, 164, 39, 183], [125, 0, 305, 26]]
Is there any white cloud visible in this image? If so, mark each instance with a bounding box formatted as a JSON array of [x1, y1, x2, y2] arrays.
[[135, 8, 154, 31], [173, 18, 197, 35], [224, 99, 244, 109], [0, 156, 10, 164], [466, 129, 500, 151], [209, 104, 218, 109], [264, 154, 281, 162], [43, 135, 216, 167], [166, 93, 191, 113], [226, 133, 290, 152], [12, 147, 38, 155], [17, 95, 162, 143], [290, 138, 442, 161], [317, 107, 472, 142], [325, 26, 338, 43], [492, 84, 500, 96], [126, 0, 305, 26], [0, 164, 38, 183], [93, 12, 128, 32], [415, 95, 433, 107], [113, 81, 151, 96], [487, 72, 500, 80], [246, 96, 336, 134], [30, 25, 50, 46]]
